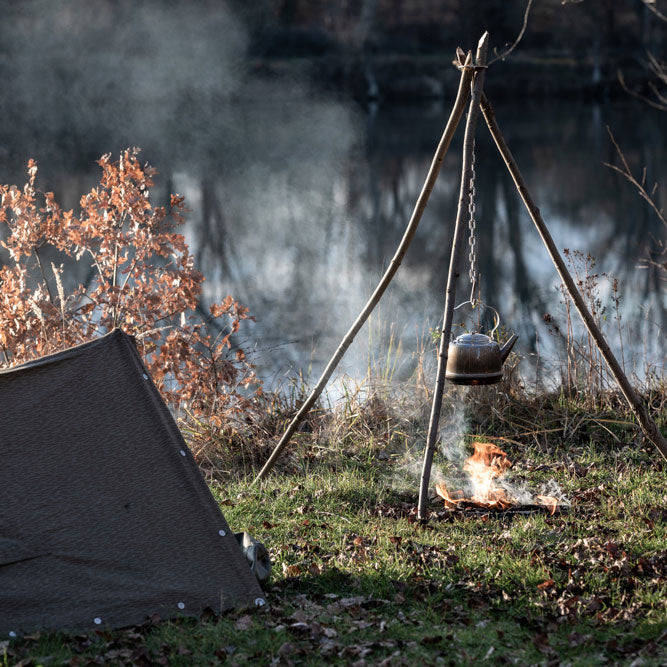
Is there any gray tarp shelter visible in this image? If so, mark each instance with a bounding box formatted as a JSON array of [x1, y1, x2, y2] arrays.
[[0, 329, 264, 635]]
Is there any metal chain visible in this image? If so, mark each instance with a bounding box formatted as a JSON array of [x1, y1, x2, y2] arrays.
[[467, 139, 478, 307]]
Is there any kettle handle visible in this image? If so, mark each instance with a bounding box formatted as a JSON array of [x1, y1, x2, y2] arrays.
[[453, 300, 500, 338]]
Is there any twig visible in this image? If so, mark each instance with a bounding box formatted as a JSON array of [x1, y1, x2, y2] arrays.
[[617, 69, 667, 112], [51, 262, 67, 343], [603, 127, 667, 228], [134, 325, 173, 339], [641, 0, 667, 23], [34, 246, 54, 303], [487, 1, 533, 66], [87, 248, 106, 281], [590, 419, 621, 442], [647, 52, 667, 93]]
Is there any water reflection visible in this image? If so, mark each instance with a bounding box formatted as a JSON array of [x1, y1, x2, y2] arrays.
[[181, 97, 666, 386], [1, 95, 665, 388]]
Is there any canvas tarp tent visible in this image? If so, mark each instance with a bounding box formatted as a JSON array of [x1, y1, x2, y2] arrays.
[[0, 329, 264, 635]]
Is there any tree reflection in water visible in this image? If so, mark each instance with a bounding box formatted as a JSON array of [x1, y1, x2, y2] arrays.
[[177, 97, 665, 388], [1, 96, 664, 389]]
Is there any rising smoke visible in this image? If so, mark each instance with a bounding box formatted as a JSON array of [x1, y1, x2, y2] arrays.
[[0, 0, 364, 382], [1, 1, 246, 163], [397, 389, 570, 509]]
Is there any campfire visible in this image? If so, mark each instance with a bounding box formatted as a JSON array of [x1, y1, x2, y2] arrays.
[[434, 441, 560, 514]]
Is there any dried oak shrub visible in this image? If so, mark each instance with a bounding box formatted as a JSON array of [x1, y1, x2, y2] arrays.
[[0, 149, 261, 433]]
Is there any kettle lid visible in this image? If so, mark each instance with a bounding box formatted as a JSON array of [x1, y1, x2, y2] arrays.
[[452, 332, 495, 346]]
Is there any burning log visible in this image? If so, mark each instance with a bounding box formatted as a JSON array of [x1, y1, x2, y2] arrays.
[[434, 442, 562, 515]]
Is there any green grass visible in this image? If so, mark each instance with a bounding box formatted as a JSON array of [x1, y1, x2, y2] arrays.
[[4, 425, 666, 666]]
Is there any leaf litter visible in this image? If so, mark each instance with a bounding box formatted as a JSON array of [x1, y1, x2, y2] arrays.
[[5, 439, 667, 665]]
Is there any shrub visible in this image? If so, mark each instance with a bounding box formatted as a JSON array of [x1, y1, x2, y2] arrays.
[[0, 149, 261, 429]]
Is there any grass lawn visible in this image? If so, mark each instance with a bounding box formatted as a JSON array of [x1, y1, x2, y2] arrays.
[[4, 396, 666, 666]]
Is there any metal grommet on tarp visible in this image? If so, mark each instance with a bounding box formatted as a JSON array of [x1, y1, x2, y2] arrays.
[[235, 532, 271, 589]]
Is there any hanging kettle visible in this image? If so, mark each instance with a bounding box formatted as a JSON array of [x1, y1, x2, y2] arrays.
[[445, 304, 518, 386]]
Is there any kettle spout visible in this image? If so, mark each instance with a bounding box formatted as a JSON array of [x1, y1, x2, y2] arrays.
[[500, 334, 518, 364]]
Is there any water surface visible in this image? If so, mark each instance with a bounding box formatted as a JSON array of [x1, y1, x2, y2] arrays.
[[2, 94, 665, 390]]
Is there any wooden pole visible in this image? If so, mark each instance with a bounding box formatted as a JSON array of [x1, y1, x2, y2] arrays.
[[253, 52, 476, 483], [417, 33, 490, 520], [480, 93, 667, 462]]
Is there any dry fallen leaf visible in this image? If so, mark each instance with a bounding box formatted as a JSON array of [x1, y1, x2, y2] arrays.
[[234, 615, 253, 631], [282, 563, 302, 577]]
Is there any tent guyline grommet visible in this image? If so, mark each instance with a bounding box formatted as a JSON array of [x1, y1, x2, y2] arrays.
[[254, 32, 667, 511]]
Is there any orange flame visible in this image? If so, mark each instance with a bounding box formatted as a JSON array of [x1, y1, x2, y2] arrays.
[[434, 441, 560, 513]]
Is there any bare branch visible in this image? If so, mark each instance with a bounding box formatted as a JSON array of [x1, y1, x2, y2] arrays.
[[618, 69, 667, 111], [647, 51, 667, 83], [615, 1, 667, 110], [648, 80, 667, 105], [606, 126, 632, 174], [34, 246, 55, 303], [604, 126, 667, 228], [488, 0, 533, 66]]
